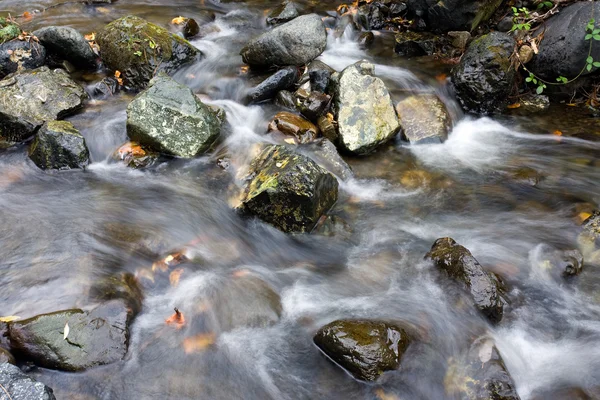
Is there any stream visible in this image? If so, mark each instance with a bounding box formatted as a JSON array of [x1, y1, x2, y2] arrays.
[[2, 0, 600, 399]]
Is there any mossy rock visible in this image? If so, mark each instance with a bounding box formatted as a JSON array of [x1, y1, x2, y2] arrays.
[[0, 24, 21, 45], [28, 121, 90, 170], [239, 145, 338, 233], [313, 319, 410, 381], [96, 15, 200, 90]]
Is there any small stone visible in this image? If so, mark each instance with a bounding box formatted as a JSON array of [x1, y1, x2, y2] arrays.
[[447, 31, 471, 50], [300, 91, 331, 122], [29, 121, 90, 170], [247, 66, 299, 103], [266, 1, 300, 25], [519, 94, 550, 113], [396, 94, 451, 144], [518, 44, 534, 64], [275, 90, 298, 110], [268, 111, 319, 143], [0, 347, 15, 364], [358, 31, 375, 49], [395, 31, 438, 57]]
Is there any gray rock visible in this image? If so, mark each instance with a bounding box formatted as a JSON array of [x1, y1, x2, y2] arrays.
[[266, 1, 300, 25], [0, 40, 46, 78], [275, 90, 298, 110], [0, 363, 56, 400], [425, 238, 505, 323], [0, 67, 87, 148], [396, 94, 451, 144], [406, 0, 503, 32], [29, 121, 90, 170], [299, 138, 353, 181], [7, 300, 132, 372], [247, 66, 299, 103], [451, 32, 516, 114], [332, 60, 399, 154], [448, 31, 471, 49], [33, 26, 97, 69], [240, 14, 327, 68], [126, 75, 222, 158], [238, 145, 338, 233], [531, 2, 600, 80]]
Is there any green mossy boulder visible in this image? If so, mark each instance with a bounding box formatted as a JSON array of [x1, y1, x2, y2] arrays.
[[28, 121, 90, 170], [313, 319, 411, 381], [396, 94, 451, 144], [96, 15, 200, 90], [239, 145, 338, 233], [126, 75, 222, 157]]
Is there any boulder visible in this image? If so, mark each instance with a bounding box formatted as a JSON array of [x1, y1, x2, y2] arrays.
[[33, 26, 97, 69], [96, 16, 200, 89], [0, 40, 46, 78], [240, 14, 327, 68], [445, 337, 520, 400], [92, 76, 121, 98], [451, 32, 516, 114], [299, 138, 353, 181], [332, 60, 400, 155], [313, 319, 410, 381], [406, 0, 503, 32], [306, 61, 335, 93], [247, 66, 299, 103], [268, 111, 319, 143], [425, 238, 504, 323], [531, 3, 600, 80], [396, 94, 451, 144], [238, 145, 338, 233], [0, 363, 56, 400], [126, 75, 222, 158], [0, 67, 87, 148], [8, 300, 132, 372], [266, 1, 300, 25], [28, 121, 90, 170]]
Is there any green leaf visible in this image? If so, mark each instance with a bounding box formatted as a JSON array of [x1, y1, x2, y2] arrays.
[[593, 62, 600, 67], [526, 76, 533, 82], [586, 33, 593, 40], [587, 63, 593, 71], [536, 85, 544, 94], [533, 78, 538, 84], [594, 35, 600, 40], [587, 56, 594, 63], [134, 50, 142, 57]]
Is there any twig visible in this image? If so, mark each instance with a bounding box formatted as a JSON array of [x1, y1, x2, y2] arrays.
[[0, 382, 13, 400]]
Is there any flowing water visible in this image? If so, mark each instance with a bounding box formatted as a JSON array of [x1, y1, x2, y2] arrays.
[[2, 1, 600, 399]]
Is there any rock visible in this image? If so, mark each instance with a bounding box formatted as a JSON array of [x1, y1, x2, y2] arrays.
[[0, 347, 15, 364], [89, 272, 144, 316], [0, 40, 46, 78], [332, 60, 399, 154], [170, 16, 200, 39], [33, 26, 97, 69], [92, 76, 121, 98], [238, 145, 338, 233], [247, 66, 299, 103], [317, 115, 338, 143], [497, 16, 514, 32], [390, 2, 408, 17], [446, 337, 520, 400], [113, 141, 158, 168], [28, 121, 90, 170], [531, 2, 600, 80], [358, 31, 375, 49], [300, 92, 331, 122], [451, 32, 516, 114], [307, 60, 335, 93], [0, 23, 21, 45], [8, 300, 131, 372], [448, 31, 471, 50], [396, 94, 451, 144], [299, 138, 353, 181], [406, 0, 503, 32], [548, 249, 584, 277], [518, 44, 534, 64], [126, 75, 222, 157], [240, 14, 327, 68], [425, 238, 504, 323], [313, 319, 410, 381], [582, 211, 600, 242], [0, 363, 56, 400], [268, 111, 319, 143], [96, 15, 200, 90], [266, 1, 299, 25], [519, 94, 550, 113], [275, 90, 298, 110], [0, 67, 87, 148], [394, 31, 438, 57]]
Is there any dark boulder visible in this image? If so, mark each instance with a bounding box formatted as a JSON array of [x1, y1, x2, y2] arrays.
[[396, 94, 451, 144], [28, 121, 90, 170], [299, 92, 331, 122], [266, 1, 300, 25], [240, 14, 327, 68], [0, 363, 56, 400], [394, 31, 438, 57], [96, 16, 200, 90], [92, 76, 121, 98], [425, 238, 504, 323], [451, 32, 516, 114], [8, 300, 132, 372], [406, 0, 503, 32], [0, 40, 46, 78], [313, 319, 410, 381], [247, 66, 299, 103], [33, 26, 97, 69], [238, 145, 338, 233], [307, 60, 335, 93]]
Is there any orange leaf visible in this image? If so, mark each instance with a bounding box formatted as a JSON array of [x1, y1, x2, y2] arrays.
[[183, 333, 216, 353], [169, 268, 184, 287], [84, 32, 96, 41], [166, 308, 186, 328], [553, 130, 563, 136], [114, 70, 121, 78], [22, 11, 32, 20], [507, 103, 521, 109], [172, 16, 186, 25], [375, 388, 399, 400], [576, 212, 592, 225], [435, 73, 447, 83]]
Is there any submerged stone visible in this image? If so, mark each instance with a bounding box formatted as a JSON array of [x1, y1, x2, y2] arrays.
[[425, 238, 504, 323], [268, 111, 318, 143], [0, 363, 56, 400], [298, 138, 353, 181], [313, 319, 410, 381], [28, 121, 90, 170], [239, 145, 338, 233], [170, 16, 200, 39], [396, 94, 451, 144], [89, 272, 144, 316]]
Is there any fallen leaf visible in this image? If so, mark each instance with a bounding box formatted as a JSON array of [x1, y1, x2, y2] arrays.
[[507, 103, 521, 109], [22, 11, 32, 20], [166, 308, 186, 329], [171, 16, 186, 25], [566, 103, 578, 107], [576, 212, 592, 225], [84, 32, 96, 41], [63, 322, 70, 340], [183, 333, 216, 353], [375, 388, 399, 400], [169, 268, 184, 287], [435, 73, 447, 83], [0, 316, 20, 323], [232, 269, 251, 278], [553, 130, 563, 136], [531, 40, 539, 54]]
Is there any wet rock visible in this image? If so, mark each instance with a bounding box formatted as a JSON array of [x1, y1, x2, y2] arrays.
[[89, 272, 144, 316], [299, 138, 353, 181], [28, 121, 90, 170], [332, 60, 399, 155], [531, 2, 600, 80], [396, 94, 451, 144], [239, 144, 338, 233], [446, 337, 520, 400], [113, 141, 158, 168], [268, 111, 318, 143], [313, 319, 410, 381], [33, 26, 97, 69], [266, 1, 299, 25], [451, 32, 516, 115], [358, 31, 375, 49], [394, 31, 438, 57], [390, 2, 408, 17], [448, 31, 471, 50], [92, 76, 121, 98], [307, 60, 335, 93], [8, 300, 131, 372], [96, 15, 200, 90], [0, 363, 56, 400], [407, 0, 503, 32], [317, 115, 338, 143], [247, 66, 299, 103], [0, 40, 46, 78], [519, 94, 550, 113], [275, 90, 298, 110], [497, 16, 514, 32], [240, 14, 327, 68], [126, 74, 222, 158], [170, 17, 200, 39], [300, 92, 331, 122], [0, 347, 15, 364], [544, 249, 584, 277], [425, 238, 504, 323], [0, 67, 86, 147]]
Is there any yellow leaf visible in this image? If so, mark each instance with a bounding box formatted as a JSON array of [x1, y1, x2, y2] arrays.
[[63, 322, 70, 340], [169, 268, 184, 287], [172, 16, 186, 25], [0, 316, 20, 323], [183, 333, 216, 353], [84, 32, 96, 41], [507, 103, 521, 109], [553, 130, 563, 136], [114, 70, 121, 78], [577, 212, 592, 225], [375, 388, 400, 400]]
